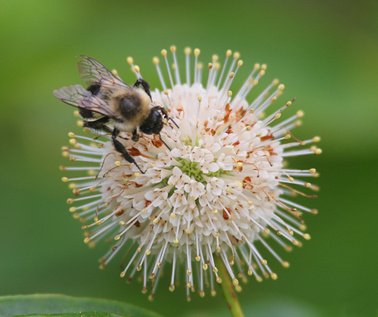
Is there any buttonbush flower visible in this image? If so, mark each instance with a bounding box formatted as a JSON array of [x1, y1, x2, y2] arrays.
[[60, 46, 320, 301]]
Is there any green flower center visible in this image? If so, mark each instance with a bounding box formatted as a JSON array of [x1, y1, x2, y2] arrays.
[[176, 158, 230, 183], [177, 158, 205, 182]]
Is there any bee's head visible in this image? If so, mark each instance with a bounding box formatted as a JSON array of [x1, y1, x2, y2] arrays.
[[139, 107, 164, 135]]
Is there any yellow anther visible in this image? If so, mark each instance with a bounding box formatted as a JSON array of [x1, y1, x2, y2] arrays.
[[133, 65, 140, 73], [61, 177, 69, 183], [69, 138, 77, 145], [303, 233, 311, 240], [282, 261, 290, 268], [296, 110, 304, 118], [209, 53, 218, 61], [194, 48, 200, 56], [235, 285, 242, 292], [278, 83, 285, 90], [152, 56, 159, 64], [114, 160, 121, 167], [126, 56, 134, 65], [161, 49, 167, 57], [271, 273, 278, 280], [170, 45, 176, 53], [299, 224, 307, 231], [184, 47, 192, 55]]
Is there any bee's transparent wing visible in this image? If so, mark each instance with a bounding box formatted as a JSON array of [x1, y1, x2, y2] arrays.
[[78, 55, 128, 89], [53, 84, 121, 119]]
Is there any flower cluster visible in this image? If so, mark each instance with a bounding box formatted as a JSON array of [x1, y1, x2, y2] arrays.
[[61, 46, 320, 300]]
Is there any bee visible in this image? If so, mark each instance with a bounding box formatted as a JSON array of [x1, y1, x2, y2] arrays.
[[54, 56, 175, 173]]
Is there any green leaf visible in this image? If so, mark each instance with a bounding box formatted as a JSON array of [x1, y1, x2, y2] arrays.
[[0, 294, 163, 317]]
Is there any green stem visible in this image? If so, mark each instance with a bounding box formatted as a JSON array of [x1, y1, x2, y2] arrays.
[[216, 256, 245, 317]]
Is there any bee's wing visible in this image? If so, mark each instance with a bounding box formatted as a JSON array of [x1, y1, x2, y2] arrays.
[[78, 55, 128, 89], [53, 85, 121, 119]]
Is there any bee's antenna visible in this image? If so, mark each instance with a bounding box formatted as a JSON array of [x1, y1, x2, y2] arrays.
[[159, 134, 171, 151], [168, 117, 179, 129]]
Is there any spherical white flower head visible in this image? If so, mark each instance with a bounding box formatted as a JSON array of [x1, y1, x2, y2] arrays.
[[61, 46, 320, 300]]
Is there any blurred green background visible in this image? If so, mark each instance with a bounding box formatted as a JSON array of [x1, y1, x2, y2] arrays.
[[0, 0, 377, 316]]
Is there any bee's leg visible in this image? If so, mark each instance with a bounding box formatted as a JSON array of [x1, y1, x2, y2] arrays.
[[132, 129, 140, 142], [112, 129, 145, 174], [83, 116, 112, 133], [133, 79, 152, 100]]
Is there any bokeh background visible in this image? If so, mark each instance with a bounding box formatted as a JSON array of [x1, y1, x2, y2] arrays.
[[1, 0, 377, 316]]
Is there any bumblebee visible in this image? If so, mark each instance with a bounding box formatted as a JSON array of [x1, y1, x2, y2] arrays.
[[54, 56, 173, 173]]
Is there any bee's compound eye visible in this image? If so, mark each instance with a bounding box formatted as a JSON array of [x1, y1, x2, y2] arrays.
[[119, 96, 140, 119]]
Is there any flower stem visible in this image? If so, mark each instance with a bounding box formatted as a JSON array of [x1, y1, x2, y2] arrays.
[[216, 256, 245, 317]]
